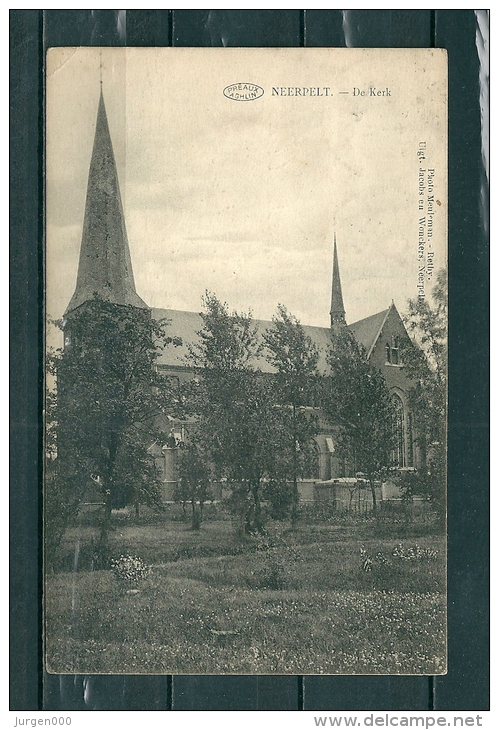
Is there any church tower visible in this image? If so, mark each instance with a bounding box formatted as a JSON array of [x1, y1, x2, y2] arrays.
[[65, 89, 147, 316], [58, 88, 154, 514], [330, 235, 346, 329]]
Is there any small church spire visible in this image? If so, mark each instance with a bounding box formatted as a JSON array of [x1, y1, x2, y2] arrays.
[[65, 89, 147, 314], [330, 234, 346, 328]]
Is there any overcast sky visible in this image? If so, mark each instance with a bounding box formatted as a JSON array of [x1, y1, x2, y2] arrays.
[[46, 47, 447, 334]]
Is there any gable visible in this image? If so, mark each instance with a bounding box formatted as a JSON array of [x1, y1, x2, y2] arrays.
[[369, 305, 411, 365], [367, 305, 414, 394], [348, 309, 389, 356]]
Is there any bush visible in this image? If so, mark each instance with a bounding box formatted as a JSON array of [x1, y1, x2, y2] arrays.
[[395, 453, 446, 526], [262, 480, 295, 521], [111, 555, 151, 584]]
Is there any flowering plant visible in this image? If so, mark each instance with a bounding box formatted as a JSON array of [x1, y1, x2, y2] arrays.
[[360, 543, 438, 572], [111, 554, 151, 583]]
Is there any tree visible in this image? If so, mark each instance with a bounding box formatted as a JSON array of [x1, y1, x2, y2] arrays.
[[175, 443, 212, 530], [47, 298, 181, 566], [401, 269, 447, 459], [263, 304, 321, 524], [187, 292, 285, 534], [398, 269, 447, 518], [324, 327, 395, 512]]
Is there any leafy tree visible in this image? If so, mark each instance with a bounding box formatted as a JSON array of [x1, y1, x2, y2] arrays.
[[187, 292, 285, 534], [401, 269, 447, 463], [263, 304, 320, 524], [324, 328, 395, 512], [175, 443, 212, 530], [398, 269, 447, 519], [261, 478, 296, 521], [397, 447, 446, 522], [47, 298, 180, 566]]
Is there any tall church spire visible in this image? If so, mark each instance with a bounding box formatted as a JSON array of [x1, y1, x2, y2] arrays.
[[66, 90, 147, 314], [330, 234, 346, 328]]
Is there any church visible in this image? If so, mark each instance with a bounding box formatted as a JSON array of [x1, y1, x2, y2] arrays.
[[63, 90, 418, 509]]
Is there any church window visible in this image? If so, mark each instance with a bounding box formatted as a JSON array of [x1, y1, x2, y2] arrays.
[[386, 336, 401, 365], [391, 336, 400, 365]]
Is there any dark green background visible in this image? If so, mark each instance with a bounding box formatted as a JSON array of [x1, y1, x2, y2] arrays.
[[10, 9, 488, 711]]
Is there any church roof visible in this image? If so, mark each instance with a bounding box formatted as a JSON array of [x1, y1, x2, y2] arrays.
[[149, 241, 392, 375], [151, 308, 334, 374], [151, 306, 396, 374], [66, 91, 147, 314], [348, 308, 391, 357]]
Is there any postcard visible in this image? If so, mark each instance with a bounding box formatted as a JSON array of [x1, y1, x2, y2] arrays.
[[45, 47, 447, 674]]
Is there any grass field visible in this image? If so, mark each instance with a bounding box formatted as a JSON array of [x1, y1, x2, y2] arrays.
[[45, 509, 446, 675]]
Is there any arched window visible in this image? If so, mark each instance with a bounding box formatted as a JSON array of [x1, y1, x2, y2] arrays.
[[385, 343, 391, 364], [391, 393, 405, 467]]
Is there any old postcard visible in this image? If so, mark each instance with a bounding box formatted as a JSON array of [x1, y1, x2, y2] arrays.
[[45, 47, 447, 674]]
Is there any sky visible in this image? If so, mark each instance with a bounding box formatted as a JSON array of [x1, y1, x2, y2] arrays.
[[46, 47, 447, 335]]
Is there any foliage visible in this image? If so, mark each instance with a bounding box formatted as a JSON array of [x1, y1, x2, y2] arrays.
[[111, 554, 151, 584], [44, 456, 82, 569], [46, 297, 180, 565], [186, 292, 290, 534], [175, 443, 212, 529], [401, 269, 447, 458], [262, 479, 296, 521], [399, 269, 447, 519], [263, 304, 320, 406], [391, 543, 438, 561], [396, 447, 446, 524], [189, 291, 260, 375], [324, 327, 396, 511], [256, 550, 287, 590], [263, 304, 321, 523], [361, 542, 439, 573]]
